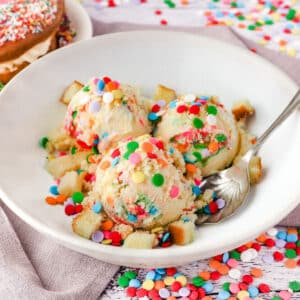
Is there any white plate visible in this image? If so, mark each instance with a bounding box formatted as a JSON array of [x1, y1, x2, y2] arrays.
[[65, 0, 92, 42], [0, 31, 299, 268]]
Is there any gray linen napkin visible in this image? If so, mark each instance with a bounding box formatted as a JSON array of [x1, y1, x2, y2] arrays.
[[0, 25, 299, 300]]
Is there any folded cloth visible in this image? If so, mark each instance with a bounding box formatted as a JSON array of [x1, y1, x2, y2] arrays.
[[0, 25, 299, 300]]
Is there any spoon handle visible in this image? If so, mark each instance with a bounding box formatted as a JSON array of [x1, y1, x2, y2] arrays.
[[251, 88, 300, 154]]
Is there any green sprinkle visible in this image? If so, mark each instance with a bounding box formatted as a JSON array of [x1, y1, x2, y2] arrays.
[[92, 146, 99, 154], [164, 0, 175, 8], [265, 19, 274, 25], [0, 81, 4, 91], [192, 276, 204, 287], [123, 151, 131, 160], [230, 2, 237, 8], [83, 85, 90, 92], [193, 118, 204, 129], [222, 282, 230, 291], [272, 297, 281, 300], [72, 110, 78, 119], [117, 275, 129, 288], [289, 280, 300, 292], [229, 250, 240, 260], [39, 137, 49, 149], [286, 9, 296, 20], [212, 0, 219, 2], [127, 141, 139, 152], [72, 192, 84, 204], [152, 173, 164, 187], [270, 5, 277, 11], [124, 270, 137, 280], [71, 146, 77, 154], [193, 152, 202, 162], [237, 15, 245, 21], [216, 134, 227, 143], [255, 21, 264, 26], [297, 240, 300, 247], [86, 153, 94, 164], [285, 249, 297, 259], [207, 105, 218, 115], [248, 24, 256, 30], [194, 143, 207, 149]]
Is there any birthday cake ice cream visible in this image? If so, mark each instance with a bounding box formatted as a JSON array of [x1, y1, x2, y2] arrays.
[[64, 77, 152, 152], [154, 95, 240, 176], [93, 135, 195, 229]]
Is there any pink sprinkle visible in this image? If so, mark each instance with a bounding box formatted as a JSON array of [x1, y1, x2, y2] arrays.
[[229, 283, 240, 294], [149, 137, 158, 145], [194, 178, 202, 186], [227, 258, 239, 268], [93, 77, 99, 84], [139, 118, 145, 127], [170, 185, 179, 198], [279, 291, 292, 300], [129, 153, 141, 165]]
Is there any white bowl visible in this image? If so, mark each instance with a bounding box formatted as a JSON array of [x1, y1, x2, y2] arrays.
[[65, 0, 92, 42], [0, 31, 299, 268]]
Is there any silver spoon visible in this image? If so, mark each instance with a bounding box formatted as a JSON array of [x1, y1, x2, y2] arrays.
[[196, 89, 300, 225]]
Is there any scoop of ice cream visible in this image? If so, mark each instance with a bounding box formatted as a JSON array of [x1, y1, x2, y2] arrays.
[[93, 135, 195, 229], [64, 77, 152, 152], [154, 95, 240, 176]]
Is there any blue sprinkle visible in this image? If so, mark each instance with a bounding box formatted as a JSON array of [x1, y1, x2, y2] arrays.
[[156, 268, 166, 275], [149, 206, 158, 215], [184, 153, 196, 164], [202, 281, 214, 293], [102, 132, 109, 139], [111, 157, 120, 167], [199, 95, 209, 100], [237, 2, 244, 8], [203, 205, 211, 214], [129, 279, 141, 288], [215, 11, 224, 18], [222, 252, 229, 263], [148, 112, 159, 121], [174, 272, 183, 278], [146, 271, 156, 280], [182, 216, 190, 222], [169, 100, 178, 108], [49, 185, 59, 195], [286, 233, 298, 243], [286, 23, 295, 30], [77, 169, 84, 174], [127, 214, 138, 222], [162, 232, 171, 243], [248, 285, 259, 297], [154, 273, 162, 281], [207, 3, 216, 9], [92, 202, 102, 214], [192, 185, 201, 197], [169, 147, 175, 154], [212, 191, 217, 200], [217, 290, 230, 300], [276, 231, 287, 240], [97, 79, 105, 91], [93, 138, 99, 145]]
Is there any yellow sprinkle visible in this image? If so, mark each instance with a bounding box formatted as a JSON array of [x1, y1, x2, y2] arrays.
[[259, 39, 267, 46], [112, 89, 123, 99], [101, 239, 112, 245], [164, 276, 175, 286], [246, 14, 253, 20], [151, 227, 164, 233], [292, 29, 300, 35], [131, 171, 145, 183], [142, 279, 154, 291], [176, 275, 187, 286], [225, 20, 233, 26], [287, 49, 296, 57], [257, 19, 264, 25], [256, 4, 264, 10], [273, 13, 281, 21], [279, 46, 286, 52], [237, 290, 250, 300]]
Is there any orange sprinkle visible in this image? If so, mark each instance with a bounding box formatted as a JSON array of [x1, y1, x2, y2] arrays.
[[251, 138, 257, 144], [106, 81, 117, 91], [245, 241, 253, 248], [198, 271, 210, 281], [228, 298, 237, 300], [251, 267, 263, 278], [202, 297, 213, 300], [106, 196, 114, 207], [181, 0, 188, 5], [217, 264, 230, 275], [45, 196, 57, 205], [167, 297, 176, 300], [154, 280, 165, 290], [56, 194, 67, 204], [157, 158, 168, 167], [285, 259, 297, 269], [204, 11, 212, 16], [238, 23, 246, 29], [186, 163, 197, 173], [142, 142, 153, 153], [209, 259, 221, 269], [101, 219, 114, 231], [287, 228, 298, 234], [279, 40, 287, 46], [176, 143, 189, 153], [100, 160, 111, 170], [256, 233, 267, 243], [208, 141, 219, 153]]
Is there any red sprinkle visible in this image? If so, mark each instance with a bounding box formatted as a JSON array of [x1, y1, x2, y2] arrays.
[[160, 19, 168, 26], [161, 241, 172, 248], [155, 140, 165, 150], [239, 282, 249, 290], [177, 105, 188, 113], [198, 287, 206, 298], [147, 152, 158, 159], [136, 288, 148, 298], [209, 202, 219, 214], [213, 254, 223, 262], [155, 9, 162, 15], [264, 238, 275, 248], [258, 283, 271, 293], [103, 76, 112, 83], [77, 140, 91, 149], [285, 242, 296, 249], [171, 281, 182, 292], [64, 204, 76, 216], [148, 289, 159, 298], [190, 290, 199, 300], [273, 251, 284, 261], [236, 245, 248, 253], [251, 242, 261, 251], [242, 274, 253, 284], [126, 287, 136, 297], [166, 267, 177, 276], [189, 105, 200, 115], [187, 283, 197, 291], [75, 204, 83, 213], [111, 148, 121, 158], [151, 104, 161, 113], [210, 271, 221, 281]]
